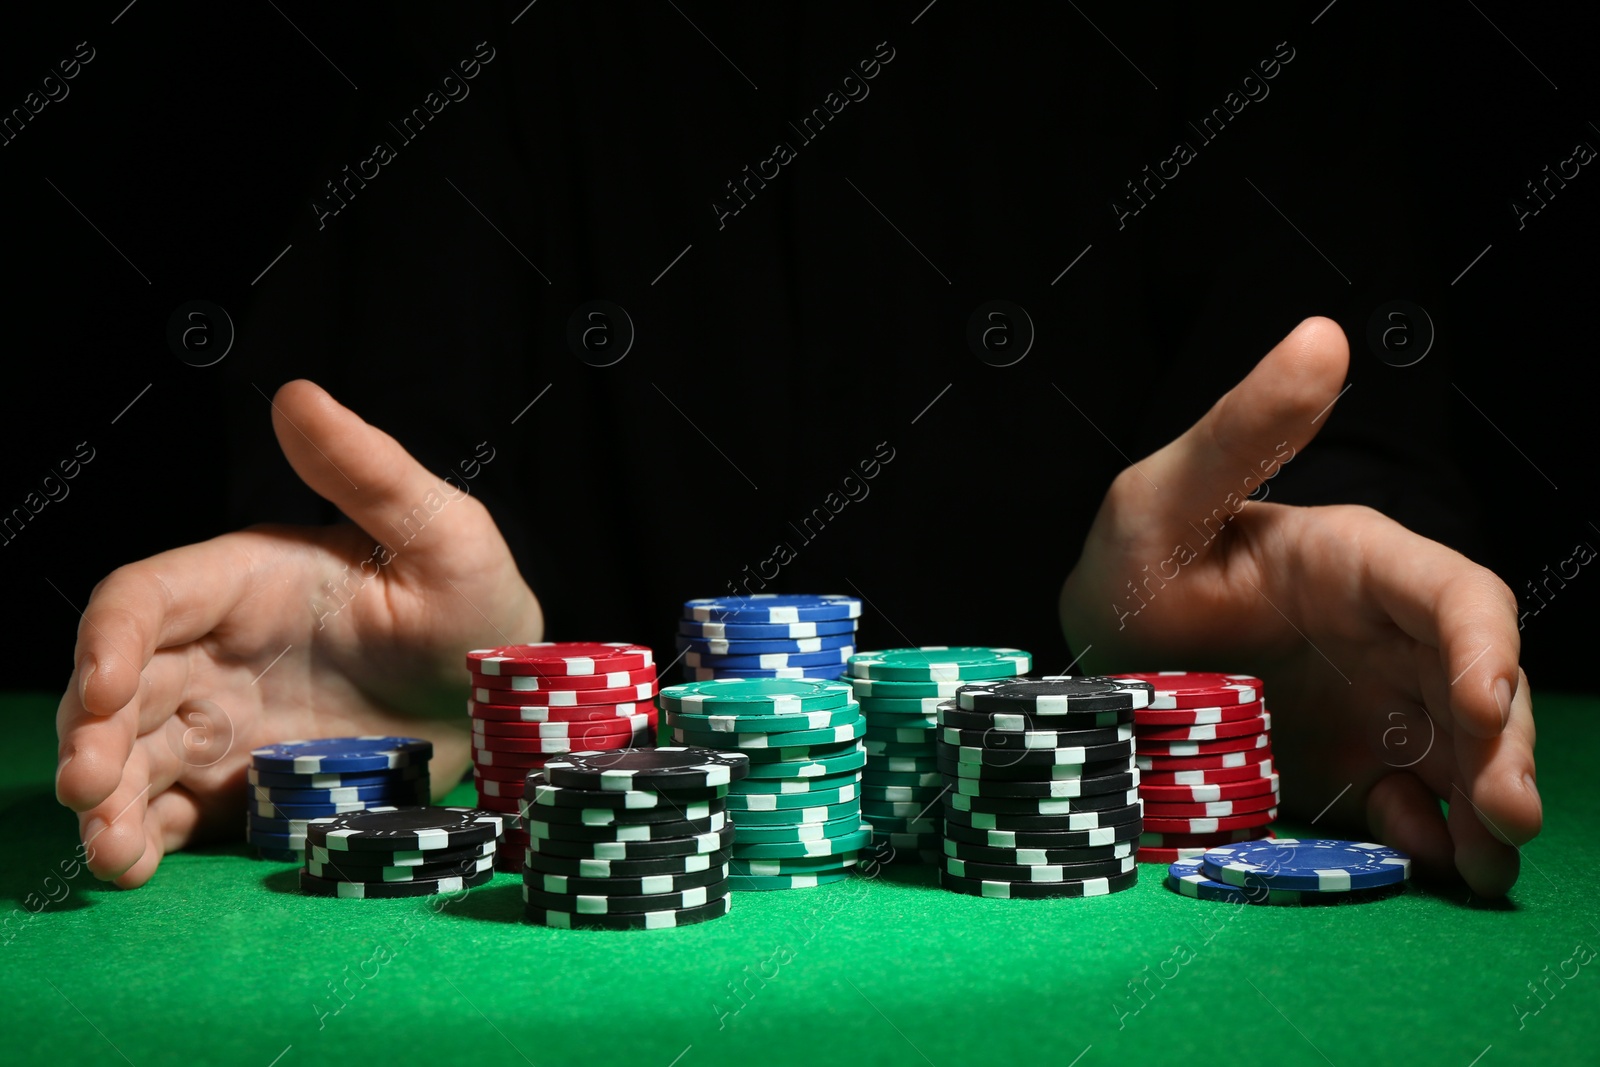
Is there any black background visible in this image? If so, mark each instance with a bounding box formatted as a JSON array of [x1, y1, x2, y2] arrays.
[[1, 2, 1594, 693]]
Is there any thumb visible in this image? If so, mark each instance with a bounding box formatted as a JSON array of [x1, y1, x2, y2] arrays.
[[269, 379, 482, 560], [1139, 316, 1349, 516]]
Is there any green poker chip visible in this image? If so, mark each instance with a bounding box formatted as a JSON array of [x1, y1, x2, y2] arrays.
[[728, 855, 858, 875], [729, 770, 861, 794], [664, 703, 861, 734], [670, 715, 866, 750], [741, 744, 869, 779], [733, 815, 865, 844], [859, 696, 946, 715], [732, 825, 873, 859], [724, 783, 859, 811], [861, 769, 943, 788], [845, 647, 1032, 682], [657, 678, 853, 715], [731, 800, 862, 827], [846, 677, 967, 699], [729, 870, 851, 891]]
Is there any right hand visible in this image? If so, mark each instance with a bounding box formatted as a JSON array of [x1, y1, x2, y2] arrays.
[[55, 380, 543, 887]]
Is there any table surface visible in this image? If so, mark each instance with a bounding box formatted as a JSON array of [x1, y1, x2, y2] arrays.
[[3, 690, 1595, 1067]]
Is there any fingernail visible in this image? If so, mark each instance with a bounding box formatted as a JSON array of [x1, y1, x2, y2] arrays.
[[78, 659, 97, 705], [82, 816, 107, 846], [1495, 677, 1513, 730], [55, 753, 73, 791], [1523, 772, 1540, 802]]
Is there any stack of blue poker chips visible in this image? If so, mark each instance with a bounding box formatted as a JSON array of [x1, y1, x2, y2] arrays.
[[676, 595, 862, 684], [246, 737, 434, 861], [1164, 839, 1411, 905]]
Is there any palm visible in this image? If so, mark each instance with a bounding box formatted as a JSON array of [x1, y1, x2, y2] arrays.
[[1061, 319, 1539, 897], [58, 382, 541, 886]]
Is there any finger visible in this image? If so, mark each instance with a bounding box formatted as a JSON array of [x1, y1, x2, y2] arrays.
[[1136, 316, 1349, 521], [1452, 667, 1540, 850], [1447, 787, 1520, 900], [1366, 770, 1453, 882], [57, 650, 193, 811], [75, 538, 262, 718], [269, 380, 491, 567], [77, 743, 154, 882], [115, 786, 209, 889]]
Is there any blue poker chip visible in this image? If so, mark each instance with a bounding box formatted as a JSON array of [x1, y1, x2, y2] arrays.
[[253, 780, 432, 805], [250, 812, 332, 836], [683, 594, 862, 624], [248, 765, 428, 790], [678, 618, 858, 640], [253, 794, 426, 820], [675, 632, 857, 656], [1164, 855, 1307, 904], [255, 847, 304, 862], [1201, 838, 1411, 892], [682, 666, 848, 682], [246, 827, 309, 851], [683, 646, 854, 670], [250, 736, 433, 775]]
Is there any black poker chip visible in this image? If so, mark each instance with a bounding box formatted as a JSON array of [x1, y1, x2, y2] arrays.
[[306, 806, 504, 852], [523, 891, 731, 929], [525, 812, 726, 842], [522, 772, 727, 809], [517, 795, 722, 827], [938, 739, 1134, 767], [937, 867, 1140, 899], [937, 723, 1134, 750], [947, 788, 1141, 816], [936, 754, 1134, 781], [940, 838, 1135, 866], [522, 861, 730, 898], [306, 852, 494, 883], [942, 768, 1139, 799], [942, 800, 1144, 832], [943, 853, 1136, 882], [542, 747, 750, 791], [297, 865, 494, 898], [942, 816, 1143, 850], [521, 848, 732, 880], [935, 705, 1132, 732], [306, 841, 489, 869], [953, 676, 1155, 715], [523, 879, 731, 915], [530, 823, 737, 860]]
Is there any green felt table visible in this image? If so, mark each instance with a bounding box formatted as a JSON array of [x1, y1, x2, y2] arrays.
[[3, 690, 1596, 1067]]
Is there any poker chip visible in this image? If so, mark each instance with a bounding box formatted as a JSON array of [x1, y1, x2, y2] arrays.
[[682, 646, 855, 670], [1107, 671, 1261, 708], [666, 704, 861, 734], [942, 801, 1142, 833], [1138, 732, 1271, 757], [248, 764, 428, 789], [676, 631, 857, 656], [309, 841, 489, 868], [947, 739, 1135, 766], [670, 716, 866, 750], [523, 891, 732, 929], [250, 737, 433, 775], [1132, 700, 1266, 727], [859, 785, 941, 805], [941, 838, 1135, 865], [524, 881, 726, 915], [870, 696, 952, 716], [941, 817, 1142, 850], [307, 806, 504, 852], [732, 770, 862, 794], [947, 788, 1141, 816], [299, 866, 494, 899], [1136, 714, 1272, 743], [847, 677, 966, 699], [728, 871, 851, 891], [1138, 759, 1274, 786], [525, 774, 726, 810], [1201, 838, 1411, 892], [658, 677, 853, 714], [531, 825, 737, 860], [1140, 808, 1278, 835], [683, 666, 848, 682], [471, 687, 657, 708], [307, 853, 494, 882], [1138, 774, 1279, 803], [469, 666, 658, 692], [543, 747, 749, 791], [945, 768, 1137, 798], [471, 714, 651, 739], [467, 642, 655, 677], [252, 780, 431, 805], [525, 811, 726, 842], [678, 617, 859, 639], [472, 730, 645, 755], [1163, 853, 1402, 905], [523, 848, 731, 880], [522, 798, 717, 826], [938, 723, 1134, 750], [846, 647, 1032, 682], [739, 743, 868, 779], [727, 855, 859, 875], [683, 594, 861, 624], [944, 853, 1136, 882], [1136, 749, 1274, 772], [526, 862, 731, 898], [936, 705, 1130, 732], [732, 814, 864, 843], [938, 867, 1139, 899], [724, 783, 859, 810], [1135, 833, 1278, 865], [954, 676, 1154, 715], [1141, 792, 1279, 818], [1140, 827, 1269, 848], [731, 825, 873, 859], [474, 743, 631, 767]]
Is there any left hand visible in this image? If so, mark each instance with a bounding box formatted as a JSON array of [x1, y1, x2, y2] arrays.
[[1060, 317, 1540, 898]]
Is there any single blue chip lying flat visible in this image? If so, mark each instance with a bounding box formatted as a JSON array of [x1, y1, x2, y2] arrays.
[[1200, 838, 1411, 892], [250, 736, 433, 775], [683, 594, 862, 624]]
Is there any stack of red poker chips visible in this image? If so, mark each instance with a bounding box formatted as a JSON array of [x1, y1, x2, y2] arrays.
[[1109, 672, 1279, 865], [465, 642, 660, 871]]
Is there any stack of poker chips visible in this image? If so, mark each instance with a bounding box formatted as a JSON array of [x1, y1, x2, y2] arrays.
[[846, 647, 1033, 863], [465, 642, 661, 872], [520, 748, 748, 928], [676, 594, 861, 683], [935, 676, 1148, 899], [1165, 838, 1409, 905], [298, 806, 502, 898], [1106, 672, 1277, 864], [658, 679, 869, 889], [246, 737, 433, 861]]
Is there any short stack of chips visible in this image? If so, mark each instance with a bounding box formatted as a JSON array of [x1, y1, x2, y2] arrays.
[[846, 647, 1033, 863], [466, 642, 661, 873], [1107, 672, 1278, 864], [298, 805, 502, 898], [676, 594, 861, 683], [936, 675, 1149, 899], [521, 747, 748, 928], [658, 679, 869, 889], [1165, 838, 1409, 905], [246, 737, 433, 861]]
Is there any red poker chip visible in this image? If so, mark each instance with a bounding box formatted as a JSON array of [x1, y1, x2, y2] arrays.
[[1108, 672, 1262, 709], [470, 698, 657, 721], [471, 730, 645, 755], [473, 737, 636, 766], [474, 776, 524, 798], [466, 643, 655, 678], [1137, 758, 1274, 785], [474, 760, 549, 781], [1132, 700, 1265, 726], [1139, 791, 1279, 819], [1138, 748, 1274, 773], [471, 713, 650, 739], [1140, 808, 1277, 834], [1136, 714, 1272, 743], [493, 849, 525, 874], [1137, 732, 1271, 757], [469, 666, 658, 694], [473, 793, 524, 815], [1140, 827, 1275, 848], [1136, 836, 1275, 864], [1139, 773, 1279, 802]]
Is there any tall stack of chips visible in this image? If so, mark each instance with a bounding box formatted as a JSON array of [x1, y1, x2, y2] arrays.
[[298, 806, 502, 898], [675, 594, 861, 683], [1107, 672, 1277, 864], [846, 647, 1033, 863], [246, 737, 433, 861], [936, 676, 1146, 899], [466, 642, 661, 872], [658, 679, 869, 889], [521, 748, 747, 928]]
